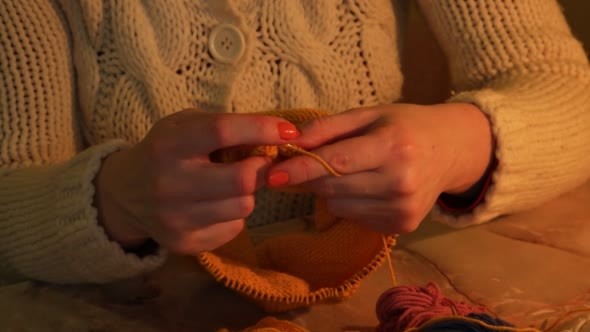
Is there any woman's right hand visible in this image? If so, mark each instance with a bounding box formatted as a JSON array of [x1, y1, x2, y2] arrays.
[[93, 109, 300, 255]]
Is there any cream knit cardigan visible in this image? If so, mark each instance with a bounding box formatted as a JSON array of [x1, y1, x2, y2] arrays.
[[0, 0, 588, 284]]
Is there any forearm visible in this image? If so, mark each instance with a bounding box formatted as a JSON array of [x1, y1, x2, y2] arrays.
[[432, 70, 590, 227], [0, 141, 166, 283], [419, 0, 590, 226]]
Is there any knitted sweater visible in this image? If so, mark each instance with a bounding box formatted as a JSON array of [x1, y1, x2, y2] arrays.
[[0, 0, 588, 284]]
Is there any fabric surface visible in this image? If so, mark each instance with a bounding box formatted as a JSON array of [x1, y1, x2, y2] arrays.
[[0, 0, 589, 285]]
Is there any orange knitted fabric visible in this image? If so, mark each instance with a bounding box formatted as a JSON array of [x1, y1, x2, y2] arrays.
[[198, 109, 396, 312]]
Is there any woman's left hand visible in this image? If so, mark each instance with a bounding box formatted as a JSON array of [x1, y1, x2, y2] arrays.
[[266, 103, 493, 234]]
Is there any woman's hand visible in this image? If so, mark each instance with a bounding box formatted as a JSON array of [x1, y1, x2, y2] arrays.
[[267, 103, 493, 234], [94, 109, 300, 254]]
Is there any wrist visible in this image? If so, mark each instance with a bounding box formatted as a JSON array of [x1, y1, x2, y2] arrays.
[[438, 102, 494, 195], [438, 156, 497, 211], [94, 149, 150, 249]]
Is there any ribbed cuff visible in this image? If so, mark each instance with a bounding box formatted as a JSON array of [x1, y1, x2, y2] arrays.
[[0, 140, 167, 284], [437, 157, 497, 213]]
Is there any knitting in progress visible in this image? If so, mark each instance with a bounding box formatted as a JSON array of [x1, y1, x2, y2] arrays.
[[207, 110, 590, 331], [1, 0, 589, 286], [238, 283, 590, 331], [199, 109, 396, 312], [1, 0, 589, 330]]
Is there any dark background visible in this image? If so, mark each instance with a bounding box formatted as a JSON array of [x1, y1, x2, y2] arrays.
[[560, 0, 590, 53]]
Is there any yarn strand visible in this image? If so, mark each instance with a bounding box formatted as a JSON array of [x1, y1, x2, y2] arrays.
[[382, 235, 397, 287], [280, 144, 342, 177], [544, 308, 590, 332], [292, 146, 398, 288]]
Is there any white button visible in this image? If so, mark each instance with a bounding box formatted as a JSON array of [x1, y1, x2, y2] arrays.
[[208, 24, 245, 64]]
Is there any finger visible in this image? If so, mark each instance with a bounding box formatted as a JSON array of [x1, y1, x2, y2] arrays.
[[293, 107, 381, 149], [168, 156, 271, 200], [307, 165, 421, 198], [164, 195, 256, 230], [308, 131, 388, 174], [268, 132, 387, 186], [306, 171, 393, 199], [325, 197, 426, 234], [165, 219, 245, 254], [326, 197, 392, 220], [162, 111, 300, 156]]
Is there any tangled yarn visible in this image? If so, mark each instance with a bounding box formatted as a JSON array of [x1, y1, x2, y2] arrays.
[[239, 281, 590, 332], [374, 283, 545, 332], [376, 283, 487, 331]]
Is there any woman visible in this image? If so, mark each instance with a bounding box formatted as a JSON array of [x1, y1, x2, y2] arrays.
[[0, 0, 588, 284]]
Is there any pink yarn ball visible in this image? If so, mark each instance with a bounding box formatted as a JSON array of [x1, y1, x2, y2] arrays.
[[376, 283, 487, 331]]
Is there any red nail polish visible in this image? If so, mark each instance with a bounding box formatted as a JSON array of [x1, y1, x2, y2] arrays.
[[268, 171, 290, 187], [277, 122, 300, 140]]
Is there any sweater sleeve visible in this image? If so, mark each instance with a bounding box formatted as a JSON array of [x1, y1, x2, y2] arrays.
[[0, 0, 165, 283], [417, 0, 590, 227]]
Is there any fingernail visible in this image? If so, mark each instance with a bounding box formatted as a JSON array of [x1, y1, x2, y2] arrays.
[[277, 122, 300, 140], [268, 171, 290, 187]]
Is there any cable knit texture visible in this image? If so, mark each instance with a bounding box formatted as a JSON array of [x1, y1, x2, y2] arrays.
[[0, 0, 588, 283]]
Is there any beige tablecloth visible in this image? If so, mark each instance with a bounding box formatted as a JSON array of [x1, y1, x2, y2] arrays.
[[1, 182, 589, 332]]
